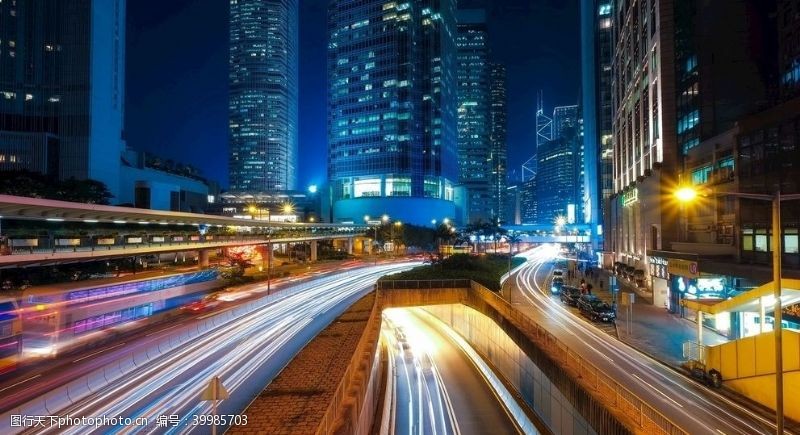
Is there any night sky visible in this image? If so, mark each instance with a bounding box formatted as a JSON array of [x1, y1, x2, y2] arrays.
[[126, 0, 579, 190]]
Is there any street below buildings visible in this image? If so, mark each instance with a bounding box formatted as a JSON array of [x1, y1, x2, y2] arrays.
[[508, 245, 796, 435]]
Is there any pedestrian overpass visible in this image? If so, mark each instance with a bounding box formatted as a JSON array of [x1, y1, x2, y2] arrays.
[[501, 223, 593, 244]]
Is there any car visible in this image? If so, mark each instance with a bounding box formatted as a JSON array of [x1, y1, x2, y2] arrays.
[[552, 269, 564, 278], [559, 286, 581, 306], [577, 295, 616, 322], [551, 276, 564, 294]]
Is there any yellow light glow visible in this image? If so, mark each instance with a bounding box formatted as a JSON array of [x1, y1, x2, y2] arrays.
[[675, 187, 698, 202], [35, 304, 46, 311], [555, 216, 567, 227]]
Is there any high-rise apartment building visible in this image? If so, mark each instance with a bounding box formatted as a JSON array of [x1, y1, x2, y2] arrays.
[[0, 0, 126, 198], [489, 63, 508, 223], [229, 0, 299, 193], [327, 0, 458, 225]]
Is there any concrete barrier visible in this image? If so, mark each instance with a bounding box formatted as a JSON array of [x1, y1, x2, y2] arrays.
[[132, 349, 150, 367], [44, 391, 72, 415], [119, 353, 136, 374], [103, 360, 124, 384], [65, 377, 92, 404], [86, 368, 108, 393]]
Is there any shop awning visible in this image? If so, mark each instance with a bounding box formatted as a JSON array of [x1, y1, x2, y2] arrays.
[[681, 278, 800, 314]]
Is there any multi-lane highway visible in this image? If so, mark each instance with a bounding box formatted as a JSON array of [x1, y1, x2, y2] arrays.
[[512, 245, 790, 435], [381, 307, 528, 435], [2, 262, 416, 434]]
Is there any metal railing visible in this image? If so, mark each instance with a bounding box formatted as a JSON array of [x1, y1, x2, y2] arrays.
[[0, 230, 360, 257]]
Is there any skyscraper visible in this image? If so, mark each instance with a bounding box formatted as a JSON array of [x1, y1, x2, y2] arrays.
[[536, 134, 581, 225], [327, 0, 459, 225], [456, 9, 493, 223], [489, 63, 508, 223], [580, 0, 614, 250], [0, 0, 126, 198], [552, 105, 579, 139], [535, 92, 553, 149], [229, 0, 299, 193]]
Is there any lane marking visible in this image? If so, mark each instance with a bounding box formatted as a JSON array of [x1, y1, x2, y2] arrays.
[[0, 374, 42, 393], [145, 323, 180, 337], [72, 342, 126, 363]]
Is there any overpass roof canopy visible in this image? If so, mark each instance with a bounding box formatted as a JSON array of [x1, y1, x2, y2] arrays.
[[681, 278, 800, 314], [0, 195, 363, 230]]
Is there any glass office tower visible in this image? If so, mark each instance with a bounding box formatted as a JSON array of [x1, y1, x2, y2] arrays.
[[229, 0, 299, 193], [327, 0, 458, 225], [0, 0, 126, 198]]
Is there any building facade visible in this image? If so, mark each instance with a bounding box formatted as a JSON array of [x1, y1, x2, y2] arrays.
[[536, 136, 580, 225], [489, 63, 508, 223], [327, 0, 459, 226], [456, 9, 493, 224], [580, 0, 614, 249], [610, 0, 782, 309], [0, 0, 126, 198], [229, 0, 299, 194]]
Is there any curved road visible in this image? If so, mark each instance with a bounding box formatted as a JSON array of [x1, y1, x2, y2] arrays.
[[2, 262, 417, 434], [511, 245, 790, 435], [382, 308, 524, 435]]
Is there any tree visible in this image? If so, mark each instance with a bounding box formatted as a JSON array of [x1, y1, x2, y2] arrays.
[[507, 232, 523, 254], [0, 171, 112, 204]]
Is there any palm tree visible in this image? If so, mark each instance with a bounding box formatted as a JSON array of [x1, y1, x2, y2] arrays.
[[507, 232, 522, 255]]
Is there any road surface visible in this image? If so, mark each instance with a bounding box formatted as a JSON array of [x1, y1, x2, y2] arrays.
[[2, 263, 416, 434], [511, 245, 790, 435], [382, 308, 527, 435]]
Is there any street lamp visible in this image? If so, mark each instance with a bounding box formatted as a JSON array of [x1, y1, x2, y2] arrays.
[[675, 185, 800, 434], [391, 220, 402, 255]]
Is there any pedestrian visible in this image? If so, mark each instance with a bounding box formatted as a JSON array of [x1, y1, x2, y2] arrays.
[[600, 280, 604, 289]]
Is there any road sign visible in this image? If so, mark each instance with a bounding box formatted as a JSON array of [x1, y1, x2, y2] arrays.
[[201, 376, 230, 401]]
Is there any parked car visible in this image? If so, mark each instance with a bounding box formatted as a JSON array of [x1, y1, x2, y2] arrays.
[[551, 276, 564, 294], [560, 286, 582, 306], [577, 295, 616, 322]]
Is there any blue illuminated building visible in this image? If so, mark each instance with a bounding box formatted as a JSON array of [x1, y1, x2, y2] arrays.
[[327, 0, 459, 226], [0, 0, 126, 198], [229, 0, 299, 193]]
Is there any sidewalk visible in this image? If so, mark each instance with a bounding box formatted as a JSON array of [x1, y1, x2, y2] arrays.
[[569, 267, 728, 367]]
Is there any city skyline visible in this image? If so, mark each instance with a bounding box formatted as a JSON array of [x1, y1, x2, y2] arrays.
[[125, 0, 580, 190]]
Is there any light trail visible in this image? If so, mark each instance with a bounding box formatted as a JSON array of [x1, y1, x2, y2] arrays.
[[509, 245, 789, 435], [5, 263, 417, 435], [383, 308, 527, 435]]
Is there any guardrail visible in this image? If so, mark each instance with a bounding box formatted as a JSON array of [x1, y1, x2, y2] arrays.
[[469, 282, 688, 435], [0, 230, 360, 257], [376, 279, 472, 290]]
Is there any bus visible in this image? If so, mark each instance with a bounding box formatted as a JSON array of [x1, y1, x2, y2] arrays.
[[0, 297, 22, 374], [20, 269, 220, 357]]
